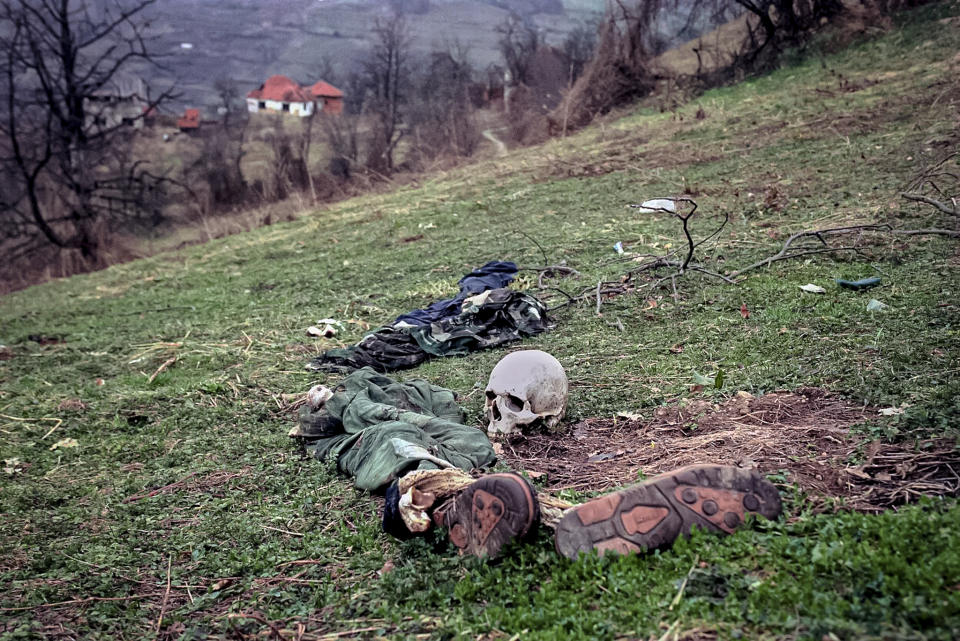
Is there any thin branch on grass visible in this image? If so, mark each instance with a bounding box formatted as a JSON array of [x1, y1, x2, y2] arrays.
[[0, 594, 160, 612], [123, 472, 198, 503], [519, 264, 581, 288], [155, 553, 173, 636], [725, 224, 890, 280], [516, 229, 549, 265], [900, 192, 958, 216], [147, 356, 176, 383], [226, 612, 286, 640], [547, 194, 959, 313]]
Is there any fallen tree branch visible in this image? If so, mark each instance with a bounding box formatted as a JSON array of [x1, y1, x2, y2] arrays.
[[888, 227, 960, 237], [544, 199, 959, 312], [899, 192, 957, 216], [725, 224, 889, 280]]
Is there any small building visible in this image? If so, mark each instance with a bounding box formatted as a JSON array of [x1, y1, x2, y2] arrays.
[[85, 73, 147, 130], [246, 75, 315, 117], [246, 75, 344, 117], [308, 81, 344, 115], [177, 108, 200, 131]]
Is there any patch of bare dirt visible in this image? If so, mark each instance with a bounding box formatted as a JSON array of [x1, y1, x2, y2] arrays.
[[502, 388, 960, 512]]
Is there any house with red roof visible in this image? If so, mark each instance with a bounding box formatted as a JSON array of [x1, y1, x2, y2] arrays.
[[308, 81, 344, 115], [246, 75, 344, 117], [177, 108, 200, 131]]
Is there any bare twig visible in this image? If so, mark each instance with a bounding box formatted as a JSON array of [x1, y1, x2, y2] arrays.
[[147, 356, 177, 383], [900, 192, 958, 216], [888, 228, 960, 237], [516, 229, 549, 265], [725, 224, 890, 280], [226, 612, 286, 640], [155, 553, 173, 636], [123, 472, 198, 503], [0, 594, 159, 612]]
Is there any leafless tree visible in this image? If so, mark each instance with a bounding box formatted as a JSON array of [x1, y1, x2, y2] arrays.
[[362, 11, 411, 174], [561, 21, 598, 85], [732, 0, 844, 68], [0, 0, 174, 262], [408, 43, 481, 162], [496, 12, 540, 86]]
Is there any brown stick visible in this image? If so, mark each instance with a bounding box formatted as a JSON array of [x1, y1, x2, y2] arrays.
[[901, 192, 958, 216], [155, 553, 173, 636], [0, 594, 159, 612], [226, 612, 287, 640], [123, 472, 198, 503], [147, 356, 177, 383]]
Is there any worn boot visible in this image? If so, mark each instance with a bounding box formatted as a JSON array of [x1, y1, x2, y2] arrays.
[[555, 465, 781, 559], [441, 473, 540, 559]]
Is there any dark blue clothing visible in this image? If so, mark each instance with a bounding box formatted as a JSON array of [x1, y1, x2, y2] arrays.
[[392, 261, 518, 327]]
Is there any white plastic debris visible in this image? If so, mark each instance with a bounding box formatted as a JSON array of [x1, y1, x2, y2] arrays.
[[866, 299, 888, 312], [799, 284, 826, 294], [613, 241, 625, 254], [630, 199, 677, 214], [308, 318, 343, 338]]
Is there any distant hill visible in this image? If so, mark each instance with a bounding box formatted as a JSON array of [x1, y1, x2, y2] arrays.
[[128, 0, 606, 112]]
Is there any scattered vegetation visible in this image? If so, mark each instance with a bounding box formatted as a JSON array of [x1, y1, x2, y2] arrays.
[[1, 2, 959, 639]]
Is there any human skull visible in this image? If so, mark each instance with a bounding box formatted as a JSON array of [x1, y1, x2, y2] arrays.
[[485, 350, 568, 435]]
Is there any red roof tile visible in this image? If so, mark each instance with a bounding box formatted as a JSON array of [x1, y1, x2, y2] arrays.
[[247, 75, 312, 103], [309, 80, 344, 98]]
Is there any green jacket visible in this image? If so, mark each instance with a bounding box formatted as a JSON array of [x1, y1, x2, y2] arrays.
[[298, 368, 496, 491]]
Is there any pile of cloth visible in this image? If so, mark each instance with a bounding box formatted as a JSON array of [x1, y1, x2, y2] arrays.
[[307, 261, 552, 373], [295, 368, 497, 491]]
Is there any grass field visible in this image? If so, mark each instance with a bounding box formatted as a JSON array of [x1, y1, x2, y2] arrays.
[[2, 3, 959, 639]]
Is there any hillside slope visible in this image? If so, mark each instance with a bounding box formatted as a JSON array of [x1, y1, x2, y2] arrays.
[[132, 0, 606, 111], [1, 3, 959, 639]]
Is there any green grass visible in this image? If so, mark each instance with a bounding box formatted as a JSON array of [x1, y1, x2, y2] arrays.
[[2, 3, 960, 639]]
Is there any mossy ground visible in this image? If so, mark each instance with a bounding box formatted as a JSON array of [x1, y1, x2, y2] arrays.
[[2, 4, 959, 639]]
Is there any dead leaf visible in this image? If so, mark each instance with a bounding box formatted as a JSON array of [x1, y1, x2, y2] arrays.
[[378, 560, 395, 576], [50, 437, 79, 451], [669, 344, 684, 354], [57, 399, 87, 412], [572, 422, 590, 440], [740, 303, 750, 319], [526, 470, 545, 479], [3, 458, 24, 475]]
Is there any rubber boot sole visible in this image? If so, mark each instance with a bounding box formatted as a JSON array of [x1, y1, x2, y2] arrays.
[[444, 473, 540, 559], [555, 465, 781, 559]]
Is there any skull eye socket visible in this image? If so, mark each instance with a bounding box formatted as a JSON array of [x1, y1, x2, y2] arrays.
[[485, 390, 496, 402], [505, 395, 524, 411]]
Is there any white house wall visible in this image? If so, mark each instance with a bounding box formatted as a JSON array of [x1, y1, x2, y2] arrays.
[[246, 97, 313, 117]]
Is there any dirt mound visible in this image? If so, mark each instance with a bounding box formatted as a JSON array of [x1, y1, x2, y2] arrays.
[[502, 389, 959, 512]]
